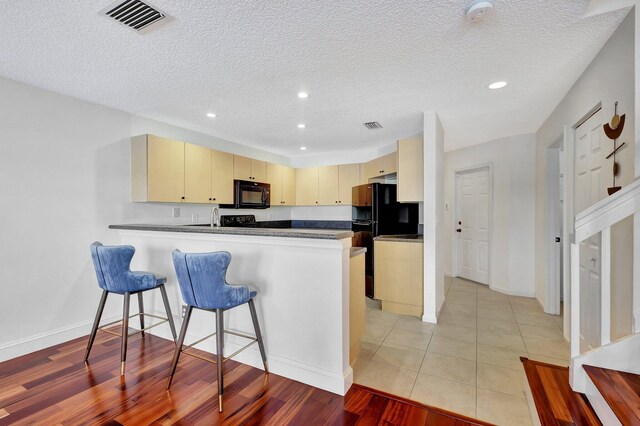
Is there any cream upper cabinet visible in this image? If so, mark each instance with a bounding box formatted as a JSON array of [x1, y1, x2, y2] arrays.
[[267, 163, 283, 204], [338, 163, 360, 204], [281, 166, 296, 205], [211, 149, 234, 204], [233, 156, 252, 180], [381, 152, 397, 175], [359, 163, 368, 184], [268, 163, 296, 205], [184, 143, 212, 204], [132, 134, 185, 203], [397, 133, 424, 202], [296, 167, 319, 205], [318, 165, 339, 205], [364, 152, 398, 180], [234, 156, 267, 182]]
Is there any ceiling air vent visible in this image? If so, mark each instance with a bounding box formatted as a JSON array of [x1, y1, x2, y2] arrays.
[[363, 121, 383, 130], [100, 0, 170, 33]]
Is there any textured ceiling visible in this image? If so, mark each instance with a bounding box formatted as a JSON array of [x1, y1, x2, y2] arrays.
[[0, 1, 630, 156]]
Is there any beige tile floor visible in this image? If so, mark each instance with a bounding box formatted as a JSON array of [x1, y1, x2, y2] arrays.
[[353, 276, 568, 425]]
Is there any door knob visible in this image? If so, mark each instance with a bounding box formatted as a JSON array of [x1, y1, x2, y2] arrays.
[[456, 229, 462, 233]]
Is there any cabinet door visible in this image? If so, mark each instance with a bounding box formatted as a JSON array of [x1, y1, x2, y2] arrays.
[[184, 143, 212, 204], [281, 166, 297, 205], [359, 163, 368, 184], [266, 163, 283, 204], [381, 152, 397, 175], [318, 165, 339, 205], [364, 158, 381, 180], [233, 155, 252, 180], [374, 241, 424, 314], [296, 167, 319, 205], [147, 135, 185, 202], [397, 135, 423, 202], [252, 160, 267, 183], [338, 164, 360, 205], [211, 150, 234, 204]]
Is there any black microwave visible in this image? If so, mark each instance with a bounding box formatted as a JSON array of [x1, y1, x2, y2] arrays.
[[234, 180, 270, 209]]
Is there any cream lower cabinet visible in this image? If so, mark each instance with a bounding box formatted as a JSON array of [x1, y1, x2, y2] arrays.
[[374, 240, 424, 317], [211, 150, 234, 204], [397, 133, 423, 202], [132, 134, 185, 203], [350, 251, 366, 364], [267, 163, 297, 205], [234, 156, 267, 182]]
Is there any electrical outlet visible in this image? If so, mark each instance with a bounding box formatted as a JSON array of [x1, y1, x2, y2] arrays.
[[181, 304, 187, 318], [173, 207, 180, 218]]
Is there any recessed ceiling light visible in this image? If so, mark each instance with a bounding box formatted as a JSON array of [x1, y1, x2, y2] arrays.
[[488, 81, 508, 90], [297, 124, 306, 129], [298, 92, 309, 99], [206, 112, 217, 118], [300, 146, 307, 150]]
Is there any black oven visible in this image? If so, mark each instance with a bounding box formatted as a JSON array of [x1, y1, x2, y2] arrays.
[[234, 180, 270, 209]]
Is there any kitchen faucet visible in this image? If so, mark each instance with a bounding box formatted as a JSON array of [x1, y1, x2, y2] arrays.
[[211, 206, 220, 228]]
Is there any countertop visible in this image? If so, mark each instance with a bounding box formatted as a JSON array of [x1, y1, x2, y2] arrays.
[[109, 223, 353, 240], [373, 234, 423, 243], [350, 247, 367, 257]]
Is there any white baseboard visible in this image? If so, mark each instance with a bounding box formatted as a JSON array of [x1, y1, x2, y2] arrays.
[[150, 320, 352, 395], [488, 285, 536, 298], [0, 313, 120, 362]]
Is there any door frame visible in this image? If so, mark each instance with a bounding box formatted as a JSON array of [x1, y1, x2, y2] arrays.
[[563, 102, 602, 340], [452, 163, 493, 286], [545, 133, 564, 315]]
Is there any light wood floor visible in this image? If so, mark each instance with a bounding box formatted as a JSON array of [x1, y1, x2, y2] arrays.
[[0, 330, 492, 425]]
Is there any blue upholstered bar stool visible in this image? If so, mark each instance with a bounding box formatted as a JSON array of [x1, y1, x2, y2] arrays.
[[86, 242, 178, 375], [167, 250, 268, 412]]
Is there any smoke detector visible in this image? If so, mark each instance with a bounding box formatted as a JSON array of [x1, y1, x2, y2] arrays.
[[466, 1, 494, 21]]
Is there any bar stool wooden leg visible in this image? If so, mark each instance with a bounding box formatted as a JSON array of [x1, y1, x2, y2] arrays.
[[159, 285, 178, 341], [216, 308, 224, 412], [137, 293, 145, 338], [166, 305, 192, 390], [120, 293, 130, 376], [248, 299, 268, 373], [84, 290, 109, 362]]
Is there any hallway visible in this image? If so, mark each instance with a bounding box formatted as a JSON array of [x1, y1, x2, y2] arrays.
[[354, 276, 567, 425]]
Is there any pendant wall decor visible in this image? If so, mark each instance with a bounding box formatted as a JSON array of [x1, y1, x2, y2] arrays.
[[603, 102, 626, 195]]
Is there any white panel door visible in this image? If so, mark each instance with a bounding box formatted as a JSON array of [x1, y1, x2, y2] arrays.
[[456, 168, 490, 284], [575, 109, 607, 351]]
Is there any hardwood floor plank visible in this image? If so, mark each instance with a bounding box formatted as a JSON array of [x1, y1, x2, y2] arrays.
[[0, 333, 488, 426]]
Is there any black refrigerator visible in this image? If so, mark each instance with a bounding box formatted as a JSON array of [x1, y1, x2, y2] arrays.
[[351, 183, 419, 298]]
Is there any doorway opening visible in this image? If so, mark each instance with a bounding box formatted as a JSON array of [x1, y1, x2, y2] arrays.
[[454, 166, 491, 285]]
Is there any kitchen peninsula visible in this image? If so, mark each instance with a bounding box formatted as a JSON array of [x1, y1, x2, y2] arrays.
[[109, 223, 354, 395]]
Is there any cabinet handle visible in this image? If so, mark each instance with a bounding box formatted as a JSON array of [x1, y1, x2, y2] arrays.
[[209, 198, 212, 201], [213, 198, 216, 201], [315, 201, 318, 204], [181, 196, 185, 200]]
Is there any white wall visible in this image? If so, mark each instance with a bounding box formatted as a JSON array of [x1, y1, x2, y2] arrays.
[[423, 112, 445, 323], [444, 134, 537, 297], [0, 76, 350, 360], [535, 10, 635, 337]]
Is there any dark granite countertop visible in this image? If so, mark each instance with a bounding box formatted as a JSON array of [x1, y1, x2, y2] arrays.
[[373, 234, 424, 243], [109, 223, 353, 240]]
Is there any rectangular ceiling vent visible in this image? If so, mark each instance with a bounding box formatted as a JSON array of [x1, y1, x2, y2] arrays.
[[363, 121, 383, 130], [100, 0, 170, 33]]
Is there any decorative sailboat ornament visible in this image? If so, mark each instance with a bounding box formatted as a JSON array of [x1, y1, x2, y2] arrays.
[[603, 102, 626, 195]]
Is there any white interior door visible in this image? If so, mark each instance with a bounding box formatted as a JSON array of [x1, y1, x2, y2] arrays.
[[456, 168, 490, 284], [575, 109, 607, 350]]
